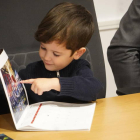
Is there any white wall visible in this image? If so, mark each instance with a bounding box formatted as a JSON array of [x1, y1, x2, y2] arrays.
[[94, 0, 132, 22], [100, 29, 117, 98], [93, 0, 132, 98]]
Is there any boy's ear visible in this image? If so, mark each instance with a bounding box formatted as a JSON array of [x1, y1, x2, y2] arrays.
[[73, 47, 86, 60]]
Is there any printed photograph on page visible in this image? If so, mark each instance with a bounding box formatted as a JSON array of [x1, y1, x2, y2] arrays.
[[1, 59, 28, 123]]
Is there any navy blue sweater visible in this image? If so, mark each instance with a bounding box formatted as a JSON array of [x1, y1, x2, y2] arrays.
[[19, 59, 103, 104]]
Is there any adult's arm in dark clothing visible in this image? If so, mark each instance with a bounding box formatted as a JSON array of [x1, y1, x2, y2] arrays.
[[107, 0, 140, 89]]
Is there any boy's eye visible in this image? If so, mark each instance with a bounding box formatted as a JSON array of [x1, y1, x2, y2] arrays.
[[53, 53, 60, 57], [40, 46, 46, 50]]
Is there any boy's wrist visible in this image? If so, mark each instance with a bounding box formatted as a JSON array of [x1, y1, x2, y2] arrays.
[[51, 78, 60, 91]]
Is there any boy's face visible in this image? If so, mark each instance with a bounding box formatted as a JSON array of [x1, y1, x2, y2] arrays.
[[39, 41, 76, 71]]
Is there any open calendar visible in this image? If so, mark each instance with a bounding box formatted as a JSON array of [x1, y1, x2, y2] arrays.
[[0, 49, 96, 131]]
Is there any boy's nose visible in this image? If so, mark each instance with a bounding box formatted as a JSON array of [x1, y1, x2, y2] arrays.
[[44, 53, 51, 61]]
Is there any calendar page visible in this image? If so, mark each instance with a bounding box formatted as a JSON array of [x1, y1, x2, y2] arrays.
[[27, 101, 96, 131]]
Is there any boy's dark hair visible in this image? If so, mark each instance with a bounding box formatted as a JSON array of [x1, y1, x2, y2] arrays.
[[35, 2, 94, 55]]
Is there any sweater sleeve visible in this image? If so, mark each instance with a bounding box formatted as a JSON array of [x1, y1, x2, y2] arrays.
[[58, 60, 103, 102]]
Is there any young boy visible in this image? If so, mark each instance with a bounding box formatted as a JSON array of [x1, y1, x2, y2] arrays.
[[19, 2, 103, 104]]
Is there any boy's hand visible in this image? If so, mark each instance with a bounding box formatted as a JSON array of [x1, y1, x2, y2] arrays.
[[20, 78, 60, 95]]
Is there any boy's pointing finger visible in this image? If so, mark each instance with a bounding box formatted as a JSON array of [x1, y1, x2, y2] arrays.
[[20, 79, 35, 84]]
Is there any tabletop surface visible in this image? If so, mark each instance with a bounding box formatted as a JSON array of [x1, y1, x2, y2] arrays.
[[0, 93, 140, 140]]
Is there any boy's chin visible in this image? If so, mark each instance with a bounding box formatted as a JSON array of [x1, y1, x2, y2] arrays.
[[44, 64, 58, 71], [44, 66, 54, 71], [43, 62, 65, 71]]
